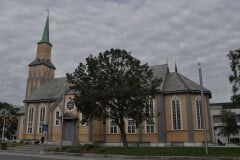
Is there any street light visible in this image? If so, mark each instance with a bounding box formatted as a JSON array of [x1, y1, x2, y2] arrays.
[[198, 63, 208, 155]]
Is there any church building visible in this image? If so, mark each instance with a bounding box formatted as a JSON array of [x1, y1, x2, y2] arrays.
[[17, 15, 212, 146]]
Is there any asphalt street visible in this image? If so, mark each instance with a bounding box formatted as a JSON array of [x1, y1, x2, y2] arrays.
[[0, 152, 162, 160]]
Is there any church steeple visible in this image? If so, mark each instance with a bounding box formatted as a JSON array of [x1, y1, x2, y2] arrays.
[[26, 13, 56, 98], [38, 12, 52, 46]]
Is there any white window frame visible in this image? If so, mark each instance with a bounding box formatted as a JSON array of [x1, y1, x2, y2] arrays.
[[55, 110, 60, 126], [38, 104, 46, 133], [27, 105, 34, 134], [171, 96, 182, 130], [66, 100, 75, 111], [196, 96, 204, 129], [145, 99, 155, 133], [127, 118, 136, 134], [109, 119, 118, 134], [79, 113, 86, 126]]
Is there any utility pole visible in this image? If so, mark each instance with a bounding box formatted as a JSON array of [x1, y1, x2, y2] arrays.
[[198, 63, 208, 155], [60, 81, 66, 150]]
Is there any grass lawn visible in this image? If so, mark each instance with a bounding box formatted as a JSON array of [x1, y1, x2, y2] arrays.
[[4, 141, 25, 147], [100, 147, 240, 157], [57, 144, 240, 157]]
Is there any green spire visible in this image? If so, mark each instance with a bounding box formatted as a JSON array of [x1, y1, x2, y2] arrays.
[[38, 13, 52, 46]]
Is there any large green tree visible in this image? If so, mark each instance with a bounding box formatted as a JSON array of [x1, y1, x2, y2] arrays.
[[220, 109, 239, 142], [227, 49, 240, 103], [67, 48, 161, 148], [0, 102, 19, 140]]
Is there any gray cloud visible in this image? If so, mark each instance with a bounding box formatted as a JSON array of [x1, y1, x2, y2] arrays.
[[0, 0, 239, 105]]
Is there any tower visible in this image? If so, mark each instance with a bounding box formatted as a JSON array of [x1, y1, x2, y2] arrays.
[[26, 14, 56, 98]]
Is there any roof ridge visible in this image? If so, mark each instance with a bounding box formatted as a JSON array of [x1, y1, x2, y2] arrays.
[[149, 64, 168, 67], [175, 72, 190, 90]]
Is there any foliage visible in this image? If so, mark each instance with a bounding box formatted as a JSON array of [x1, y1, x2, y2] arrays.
[[54, 144, 102, 153], [227, 49, 240, 104], [67, 48, 161, 148], [0, 102, 20, 140], [6, 141, 25, 147], [220, 109, 239, 142]]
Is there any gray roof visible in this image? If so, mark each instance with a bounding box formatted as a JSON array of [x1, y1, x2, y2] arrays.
[[24, 77, 68, 102], [29, 59, 56, 69], [163, 72, 211, 94], [149, 64, 169, 90], [24, 64, 211, 102]]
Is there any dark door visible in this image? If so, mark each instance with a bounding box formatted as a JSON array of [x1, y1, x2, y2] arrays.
[[63, 120, 76, 141]]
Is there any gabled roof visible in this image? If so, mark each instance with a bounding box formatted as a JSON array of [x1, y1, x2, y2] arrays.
[[24, 64, 211, 103], [29, 58, 56, 69], [163, 72, 211, 95], [24, 77, 68, 102]]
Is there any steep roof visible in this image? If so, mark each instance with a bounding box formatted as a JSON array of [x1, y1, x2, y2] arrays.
[[24, 64, 211, 102], [37, 15, 52, 46], [163, 72, 211, 95], [149, 64, 169, 90], [29, 58, 56, 69], [24, 77, 68, 102]]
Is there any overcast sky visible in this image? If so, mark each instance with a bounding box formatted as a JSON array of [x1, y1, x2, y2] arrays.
[[0, 0, 239, 105]]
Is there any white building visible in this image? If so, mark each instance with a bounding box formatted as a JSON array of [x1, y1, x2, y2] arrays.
[[210, 102, 240, 144]]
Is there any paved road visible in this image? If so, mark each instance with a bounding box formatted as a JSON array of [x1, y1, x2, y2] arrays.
[[0, 152, 163, 160]]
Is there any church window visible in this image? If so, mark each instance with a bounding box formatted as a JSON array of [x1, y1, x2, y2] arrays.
[[55, 111, 60, 126], [27, 106, 34, 134], [109, 119, 118, 134], [39, 105, 46, 133], [127, 118, 136, 134], [171, 96, 182, 130], [66, 100, 75, 111], [196, 96, 204, 129], [79, 113, 86, 126], [145, 99, 154, 133]]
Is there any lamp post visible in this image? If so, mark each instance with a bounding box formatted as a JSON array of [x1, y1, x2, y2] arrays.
[[198, 63, 208, 155]]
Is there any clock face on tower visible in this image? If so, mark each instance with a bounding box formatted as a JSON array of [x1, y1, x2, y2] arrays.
[[66, 100, 75, 111]]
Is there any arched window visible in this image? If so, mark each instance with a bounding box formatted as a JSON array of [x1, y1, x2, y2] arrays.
[[145, 99, 154, 133], [27, 106, 34, 133], [196, 96, 204, 129], [39, 104, 46, 133], [171, 96, 182, 130], [55, 110, 60, 126]]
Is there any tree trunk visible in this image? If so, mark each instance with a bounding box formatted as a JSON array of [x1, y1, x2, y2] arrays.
[[119, 117, 128, 148]]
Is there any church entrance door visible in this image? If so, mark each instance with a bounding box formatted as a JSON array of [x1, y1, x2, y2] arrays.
[[63, 120, 76, 141]]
